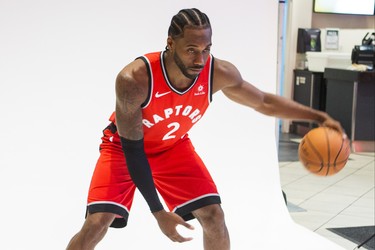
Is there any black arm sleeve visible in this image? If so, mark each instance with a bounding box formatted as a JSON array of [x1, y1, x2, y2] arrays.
[[120, 136, 164, 213]]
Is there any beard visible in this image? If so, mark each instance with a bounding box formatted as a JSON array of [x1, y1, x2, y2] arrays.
[[173, 52, 203, 80]]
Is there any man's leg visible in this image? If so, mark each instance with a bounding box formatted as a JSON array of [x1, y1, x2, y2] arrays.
[[66, 212, 116, 250], [192, 204, 230, 250]]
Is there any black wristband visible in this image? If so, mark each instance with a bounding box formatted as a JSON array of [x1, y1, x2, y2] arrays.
[[120, 136, 163, 213]]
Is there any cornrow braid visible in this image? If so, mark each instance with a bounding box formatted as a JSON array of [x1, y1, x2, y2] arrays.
[[168, 8, 211, 39]]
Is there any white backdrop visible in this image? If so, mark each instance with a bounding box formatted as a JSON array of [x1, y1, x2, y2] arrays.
[[0, 0, 343, 249]]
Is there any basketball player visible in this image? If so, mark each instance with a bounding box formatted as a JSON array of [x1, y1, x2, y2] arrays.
[[67, 8, 344, 250]]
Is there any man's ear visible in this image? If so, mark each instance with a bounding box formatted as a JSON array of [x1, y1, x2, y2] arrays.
[[167, 36, 173, 51]]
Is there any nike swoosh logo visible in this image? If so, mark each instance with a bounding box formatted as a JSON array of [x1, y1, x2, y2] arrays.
[[155, 91, 171, 98]]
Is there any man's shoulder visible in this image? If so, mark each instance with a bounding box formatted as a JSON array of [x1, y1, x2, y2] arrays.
[[212, 58, 238, 77], [117, 59, 149, 86], [211, 57, 243, 92], [138, 51, 162, 62]]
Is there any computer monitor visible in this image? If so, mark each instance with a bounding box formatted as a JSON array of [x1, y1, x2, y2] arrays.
[[313, 0, 375, 15]]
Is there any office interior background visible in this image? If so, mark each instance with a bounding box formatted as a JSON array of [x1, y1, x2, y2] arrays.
[[277, 1, 374, 249]]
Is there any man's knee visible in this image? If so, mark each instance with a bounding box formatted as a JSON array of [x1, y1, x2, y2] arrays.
[[66, 213, 116, 250], [193, 204, 226, 228], [84, 212, 116, 235]]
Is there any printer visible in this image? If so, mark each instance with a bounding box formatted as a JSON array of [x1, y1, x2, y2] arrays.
[[351, 32, 375, 68]]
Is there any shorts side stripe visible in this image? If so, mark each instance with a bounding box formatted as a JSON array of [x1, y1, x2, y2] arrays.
[[172, 193, 221, 221], [88, 201, 130, 213], [87, 201, 130, 228], [172, 193, 220, 212]]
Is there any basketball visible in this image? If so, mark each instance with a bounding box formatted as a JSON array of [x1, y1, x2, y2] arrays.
[[298, 127, 351, 176]]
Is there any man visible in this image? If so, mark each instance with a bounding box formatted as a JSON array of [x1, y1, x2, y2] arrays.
[[67, 8, 344, 250]]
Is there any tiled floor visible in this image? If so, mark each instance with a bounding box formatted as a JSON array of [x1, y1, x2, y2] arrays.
[[278, 133, 375, 250]]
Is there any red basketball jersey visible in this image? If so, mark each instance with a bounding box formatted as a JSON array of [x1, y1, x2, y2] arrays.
[[110, 51, 213, 154]]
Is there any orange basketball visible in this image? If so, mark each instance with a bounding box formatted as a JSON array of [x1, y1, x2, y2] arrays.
[[298, 127, 351, 176]]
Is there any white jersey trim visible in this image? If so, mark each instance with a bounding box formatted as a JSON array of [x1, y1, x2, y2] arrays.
[[207, 55, 213, 104], [140, 55, 153, 109], [88, 201, 130, 213], [161, 51, 212, 95], [172, 193, 220, 213]]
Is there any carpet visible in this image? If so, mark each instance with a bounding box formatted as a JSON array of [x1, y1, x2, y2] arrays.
[[327, 226, 375, 250]]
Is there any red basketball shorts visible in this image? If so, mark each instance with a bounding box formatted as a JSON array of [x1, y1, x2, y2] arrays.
[[87, 122, 221, 228]]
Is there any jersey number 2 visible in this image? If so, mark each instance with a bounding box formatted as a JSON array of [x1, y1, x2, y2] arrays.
[[162, 122, 180, 140]]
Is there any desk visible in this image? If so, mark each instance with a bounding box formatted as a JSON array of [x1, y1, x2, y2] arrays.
[[291, 69, 326, 135], [324, 68, 375, 152]]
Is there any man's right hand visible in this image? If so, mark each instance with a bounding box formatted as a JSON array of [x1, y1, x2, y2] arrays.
[[153, 210, 195, 243]]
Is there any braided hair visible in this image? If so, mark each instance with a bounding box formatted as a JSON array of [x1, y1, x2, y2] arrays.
[[168, 8, 211, 39]]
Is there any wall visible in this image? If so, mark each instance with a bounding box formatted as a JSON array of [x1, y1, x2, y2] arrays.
[[312, 6, 374, 53], [312, 13, 375, 29], [320, 28, 375, 53], [281, 0, 314, 132]]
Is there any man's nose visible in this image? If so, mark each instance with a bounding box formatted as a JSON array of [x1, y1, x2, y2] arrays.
[[193, 53, 204, 66]]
